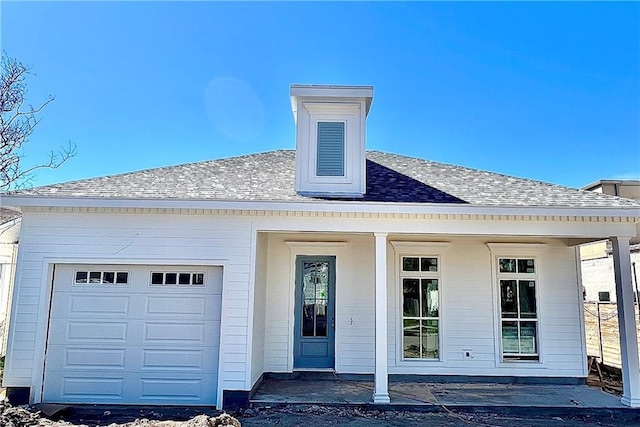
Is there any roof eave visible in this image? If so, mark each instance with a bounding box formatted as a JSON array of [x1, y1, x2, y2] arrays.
[[2, 194, 639, 219], [581, 179, 640, 191]]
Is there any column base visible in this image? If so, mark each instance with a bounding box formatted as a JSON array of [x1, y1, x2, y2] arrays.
[[372, 392, 390, 404], [621, 395, 640, 408]]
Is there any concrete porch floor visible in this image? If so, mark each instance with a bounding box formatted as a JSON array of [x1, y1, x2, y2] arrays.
[[251, 375, 626, 411]]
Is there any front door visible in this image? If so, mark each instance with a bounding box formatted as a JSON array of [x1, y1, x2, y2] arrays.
[[293, 256, 336, 369]]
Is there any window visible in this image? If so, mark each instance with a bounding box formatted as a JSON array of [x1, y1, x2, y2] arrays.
[[498, 257, 539, 361], [598, 291, 610, 302], [74, 270, 129, 285], [401, 256, 440, 359], [150, 271, 205, 286], [316, 121, 345, 177]]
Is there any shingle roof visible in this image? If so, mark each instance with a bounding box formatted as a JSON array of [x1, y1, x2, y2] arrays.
[[0, 207, 21, 224], [8, 150, 640, 208]]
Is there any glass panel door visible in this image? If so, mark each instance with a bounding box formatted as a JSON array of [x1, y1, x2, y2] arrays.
[[302, 261, 329, 337], [294, 256, 336, 369]]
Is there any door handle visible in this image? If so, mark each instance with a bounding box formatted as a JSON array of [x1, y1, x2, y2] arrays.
[[331, 317, 335, 328]]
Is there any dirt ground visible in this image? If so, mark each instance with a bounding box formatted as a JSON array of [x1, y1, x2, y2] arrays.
[[236, 405, 640, 426], [586, 364, 624, 396], [0, 368, 634, 427], [3, 401, 640, 427]]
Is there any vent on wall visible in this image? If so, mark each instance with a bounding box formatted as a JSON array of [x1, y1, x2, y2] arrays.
[[316, 121, 345, 177]]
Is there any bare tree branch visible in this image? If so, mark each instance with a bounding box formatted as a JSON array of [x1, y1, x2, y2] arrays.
[[0, 52, 76, 191]]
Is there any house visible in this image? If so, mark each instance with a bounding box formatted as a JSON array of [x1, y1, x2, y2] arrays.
[[1, 85, 639, 409], [580, 180, 640, 303], [0, 208, 21, 356]]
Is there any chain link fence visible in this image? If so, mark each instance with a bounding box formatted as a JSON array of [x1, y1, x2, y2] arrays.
[[584, 301, 640, 369]]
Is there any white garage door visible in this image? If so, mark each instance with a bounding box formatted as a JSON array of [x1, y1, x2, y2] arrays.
[[43, 264, 222, 405]]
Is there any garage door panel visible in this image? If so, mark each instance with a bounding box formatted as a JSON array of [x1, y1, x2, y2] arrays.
[[50, 294, 131, 317], [77, 319, 221, 345], [47, 346, 219, 373], [47, 321, 129, 343], [67, 321, 129, 342], [138, 348, 220, 372], [43, 375, 125, 402], [45, 347, 127, 371], [144, 296, 221, 320], [64, 377, 124, 400], [44, 264, 223, 405], [47, 373, 219, 404], [145, 295, 207, 317], [69, 295, 131, 315], [139, 374, 218, 402], [143, 322, 208, 344], [140, 348, 205, 370]]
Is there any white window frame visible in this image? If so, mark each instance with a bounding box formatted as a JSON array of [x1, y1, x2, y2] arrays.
[[497, 257, 539, 361], [73, 269, 130, 286], [149, 271, 206, 287], [487, 243, 547, 366], [304, 103, 360, 184], [315, 120, 347, 178], [391, 241, 449, 365]]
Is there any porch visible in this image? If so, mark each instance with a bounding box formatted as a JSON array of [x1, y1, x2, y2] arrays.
[[250, 373, 626, 411], [249, 230, 640, 408]]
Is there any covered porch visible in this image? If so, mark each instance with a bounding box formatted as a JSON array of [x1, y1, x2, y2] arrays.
[[247, 225, 640, 408], [250, 373, 625, 411]]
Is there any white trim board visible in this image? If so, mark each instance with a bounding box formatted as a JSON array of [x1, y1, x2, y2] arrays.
[[3, 195, 639, 219]]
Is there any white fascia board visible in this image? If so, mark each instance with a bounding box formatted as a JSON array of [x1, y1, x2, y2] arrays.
[[2, 194, 639, 219], [290, 84, 374, 117], [290, 84, 374, 99], [0, 216, 21, 229], [0, 217, 21, 244], [581, 179, 640, 191]]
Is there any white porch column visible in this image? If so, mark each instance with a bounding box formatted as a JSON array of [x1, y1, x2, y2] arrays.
[[611, 236, 640, 407], [373, 232, 390, 404]]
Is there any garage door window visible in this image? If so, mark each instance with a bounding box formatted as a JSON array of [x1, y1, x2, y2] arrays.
[[74, 270, 129, 285], [150, 272, 205, 286]]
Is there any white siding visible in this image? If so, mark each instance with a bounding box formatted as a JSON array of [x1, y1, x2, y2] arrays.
[[335, 235, 375, 373], [388, 238, 585, 377], [0, 242, 18, 355], [261, 234, 584, 378], [250, 233, 268, 386], [263, 233, 375, 374], [6, 208, 593, 403], [3, 210, 253, 402]]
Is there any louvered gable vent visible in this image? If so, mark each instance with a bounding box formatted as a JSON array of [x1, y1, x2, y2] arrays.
[[316, 122, 345, 176]]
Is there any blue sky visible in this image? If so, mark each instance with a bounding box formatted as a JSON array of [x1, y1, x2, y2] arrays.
[[2, 1, 639, 189]]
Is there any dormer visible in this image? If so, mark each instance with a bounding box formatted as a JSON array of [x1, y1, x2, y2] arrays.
[[290, 84, 373, 198]]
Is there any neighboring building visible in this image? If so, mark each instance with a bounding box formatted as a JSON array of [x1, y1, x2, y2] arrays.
[[581, 243, 640, 304], [0, 208, 21, 356], [580, 181, 640, 303], [1, 85, 640, 409]]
